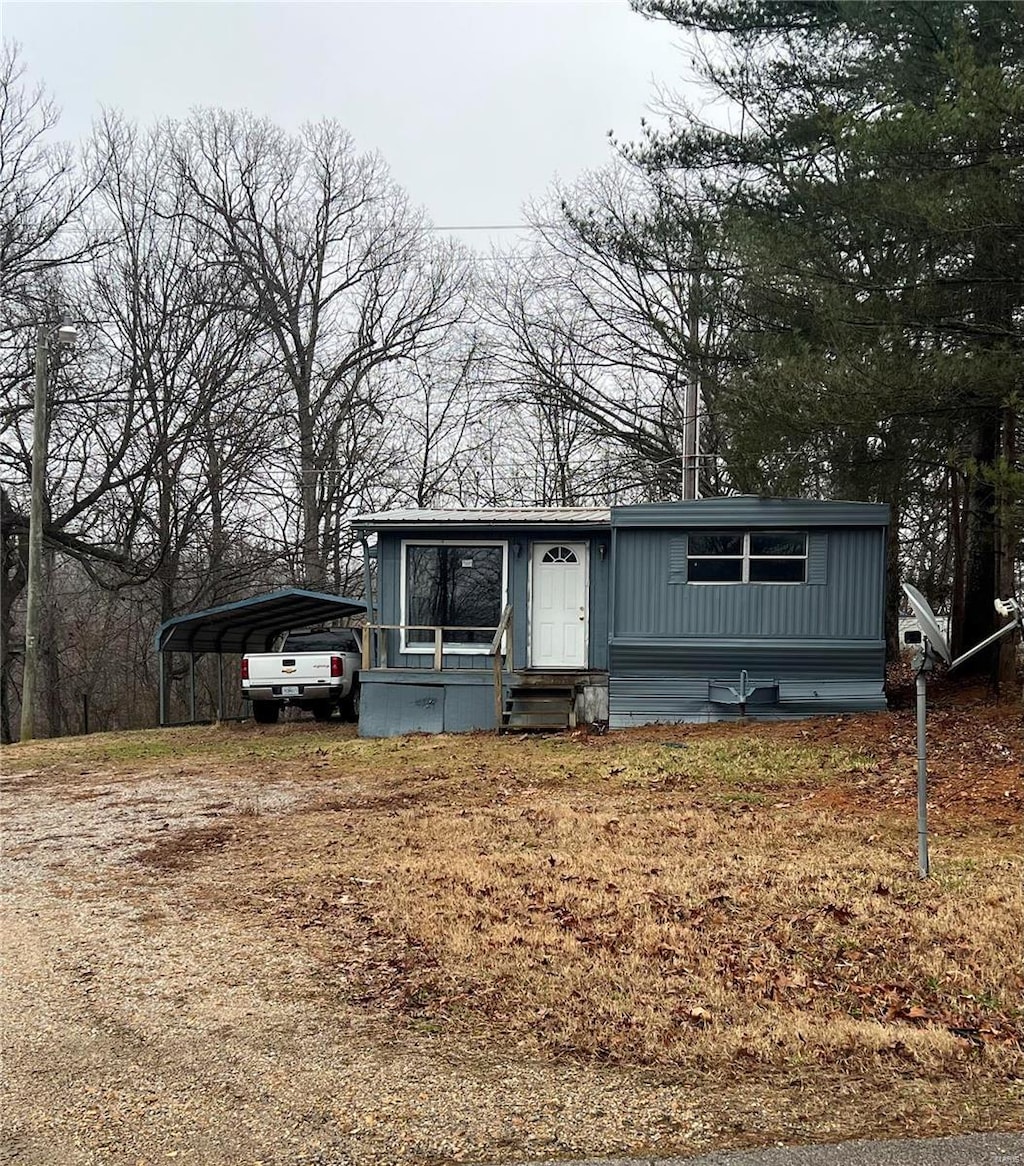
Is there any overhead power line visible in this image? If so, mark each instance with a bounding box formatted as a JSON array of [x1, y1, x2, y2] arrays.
[[428, 224, 533, 232]]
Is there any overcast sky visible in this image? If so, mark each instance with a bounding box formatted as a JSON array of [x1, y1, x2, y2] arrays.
[[1, 1, 692, 251]]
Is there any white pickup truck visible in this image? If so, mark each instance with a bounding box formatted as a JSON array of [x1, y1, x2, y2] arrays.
[[241, 627, 362, 724]]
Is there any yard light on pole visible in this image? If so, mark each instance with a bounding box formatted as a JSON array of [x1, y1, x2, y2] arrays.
[[20, 322, 76, 743]]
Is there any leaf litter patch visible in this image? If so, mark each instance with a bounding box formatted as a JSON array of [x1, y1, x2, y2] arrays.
[[133, 823, 239, 870]]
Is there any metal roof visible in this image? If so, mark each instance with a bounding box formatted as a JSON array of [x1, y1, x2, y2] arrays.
[[154, 588, 366, 655], [353, 507, 611, 528]]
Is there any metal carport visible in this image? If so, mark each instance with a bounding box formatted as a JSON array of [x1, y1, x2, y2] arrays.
[[153, 588, 366, 726]]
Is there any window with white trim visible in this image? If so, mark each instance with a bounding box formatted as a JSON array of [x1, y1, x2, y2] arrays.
[[403, 542, 505, 650], [687, 531, 807, 584]]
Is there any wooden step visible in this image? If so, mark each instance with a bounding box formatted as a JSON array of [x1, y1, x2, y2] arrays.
[[507, 687, 574, 700], [504, 713, 571, 730], [508, 695, 570, 709], [501, 685, 576, 732]]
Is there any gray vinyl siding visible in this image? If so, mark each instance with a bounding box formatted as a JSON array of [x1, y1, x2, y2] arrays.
[[608, 499, 889, 725], [609, 677, 886, 726], [613, 527, 882, 640], [359, 670, 502, 736]]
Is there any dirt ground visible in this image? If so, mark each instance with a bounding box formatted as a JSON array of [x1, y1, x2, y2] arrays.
[[1, 689, 1021, 1165]]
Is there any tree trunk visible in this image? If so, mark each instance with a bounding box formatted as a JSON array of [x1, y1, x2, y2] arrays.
[[296, 384, 324, 588], [157, 454, 176, 724], [0, 491, 28, 743], [955, 4, 1015, 680], [956, 410, 1001, 674], [205, 419, 228, 607], [996, 403, 1020, 691]]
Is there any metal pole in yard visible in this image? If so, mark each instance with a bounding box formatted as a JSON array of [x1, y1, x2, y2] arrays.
[[915, 666, 930, 879], [81, 692, 89, 735]]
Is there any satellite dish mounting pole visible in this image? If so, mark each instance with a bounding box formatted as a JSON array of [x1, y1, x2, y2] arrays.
[[914, 648, 933, 879], [903, 583, 1022, 881], [902, 582, 951, 880]]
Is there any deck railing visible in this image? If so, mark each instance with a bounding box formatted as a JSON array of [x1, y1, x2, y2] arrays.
[[360, 608, 514, 728], [360, 614, 512, 673], [490, 605, 514, 726]]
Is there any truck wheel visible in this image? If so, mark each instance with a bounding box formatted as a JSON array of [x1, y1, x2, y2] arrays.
[[342, 684, 360, 723], [252, 701, 280, 725], [311, 700, 334, 722]]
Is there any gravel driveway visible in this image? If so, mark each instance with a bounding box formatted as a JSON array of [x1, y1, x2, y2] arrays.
[[498, 1133, 1024, 1166], [0, 750, 712, 1165], [1, 732, 1019, 1165]]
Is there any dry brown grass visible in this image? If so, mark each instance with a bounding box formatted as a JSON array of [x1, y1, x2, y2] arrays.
[[181, 728, 1024, 1085], [6, 705, 1022, 1101]]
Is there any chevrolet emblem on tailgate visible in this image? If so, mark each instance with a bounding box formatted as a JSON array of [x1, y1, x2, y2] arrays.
[[281, 667, 296, 674]]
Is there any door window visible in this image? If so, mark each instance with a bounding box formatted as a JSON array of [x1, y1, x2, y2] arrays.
[[541, 546, 579, 564]]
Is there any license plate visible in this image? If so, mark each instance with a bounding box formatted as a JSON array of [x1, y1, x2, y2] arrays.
[[281, 685, 299, 696]]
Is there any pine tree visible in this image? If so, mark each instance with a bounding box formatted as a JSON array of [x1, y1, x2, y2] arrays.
[[631, 0, 1023, 676]]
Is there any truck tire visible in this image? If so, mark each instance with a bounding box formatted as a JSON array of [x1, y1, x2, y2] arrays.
[[252, 700, 280, 725], [311, 700, 334, 722], [341, 683, 360, 723]]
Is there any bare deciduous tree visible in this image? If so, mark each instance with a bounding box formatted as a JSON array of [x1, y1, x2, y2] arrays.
[[486, 167, 734, 502], [0, 44, 96, 315], [175, 112, 470, 586]]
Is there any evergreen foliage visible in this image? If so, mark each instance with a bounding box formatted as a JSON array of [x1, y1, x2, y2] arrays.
[[629, 0, 1023, 671]]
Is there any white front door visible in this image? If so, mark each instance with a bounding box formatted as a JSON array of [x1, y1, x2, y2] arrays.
[[530, 542, 587, 668]]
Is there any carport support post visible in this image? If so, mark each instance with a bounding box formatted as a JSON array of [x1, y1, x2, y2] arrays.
[[189, 652, 197, 724], [217, 654, 225, 722], [158, 652, 167, 727]]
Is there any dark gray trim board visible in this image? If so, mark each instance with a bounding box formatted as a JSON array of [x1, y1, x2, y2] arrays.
[[609, 639, 886, 679], [613, 499, 890, 528]]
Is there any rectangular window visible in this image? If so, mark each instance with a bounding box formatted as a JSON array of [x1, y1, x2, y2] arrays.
[[687, 532, 743, 582], [687, 531, 807, 584], [280, 628, 360, 653], [403, 542, 505, 650]]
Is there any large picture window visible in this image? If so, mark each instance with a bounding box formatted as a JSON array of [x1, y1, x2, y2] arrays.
[[687, 531, 807, 584], [403, 542, 505, 650]]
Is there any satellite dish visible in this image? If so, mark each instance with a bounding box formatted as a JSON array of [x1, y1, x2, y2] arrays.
[[901, 583, 951, 664], [901, 581, 1022, 880]]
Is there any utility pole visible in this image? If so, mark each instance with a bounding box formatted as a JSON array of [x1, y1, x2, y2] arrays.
[[681, 375, 699, 501], [681, 236, 703, 501], [20, 323, 76, 742]]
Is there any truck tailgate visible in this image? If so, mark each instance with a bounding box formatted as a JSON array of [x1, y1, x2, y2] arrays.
[[244, 653, 339, 685]]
